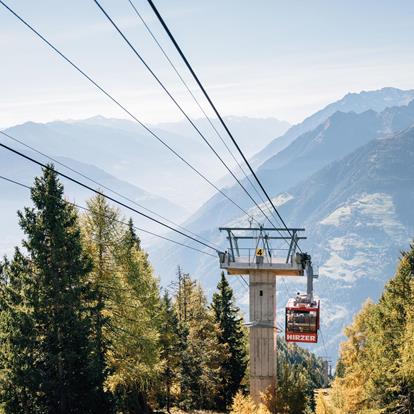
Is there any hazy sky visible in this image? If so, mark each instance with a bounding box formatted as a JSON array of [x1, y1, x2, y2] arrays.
[[1, 0, 414, 128]]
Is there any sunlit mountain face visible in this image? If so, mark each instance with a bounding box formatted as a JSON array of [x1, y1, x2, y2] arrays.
[[148, 88, 414, 360]]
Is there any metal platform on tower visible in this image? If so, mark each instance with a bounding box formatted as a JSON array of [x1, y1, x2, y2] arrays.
[[218, 226, 307, 276]]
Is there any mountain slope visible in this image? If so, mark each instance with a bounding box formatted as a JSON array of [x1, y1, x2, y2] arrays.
[[258, 99, 414, 194], [251, 87, 414, 168], [278, 126, 414, 358], [149, 126, 414, 360], [171, 98, 414, 246]]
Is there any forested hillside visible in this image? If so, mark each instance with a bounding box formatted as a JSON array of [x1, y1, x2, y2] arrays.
[[315, 244, 414, 413], [0, 167, 325, 413]]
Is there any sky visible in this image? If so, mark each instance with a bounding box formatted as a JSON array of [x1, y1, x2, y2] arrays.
[[1, 0, 414, 128]]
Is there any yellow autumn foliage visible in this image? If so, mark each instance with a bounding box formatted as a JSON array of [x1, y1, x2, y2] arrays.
[[315, 243, 414, 414], [230, 392, 270, 414]]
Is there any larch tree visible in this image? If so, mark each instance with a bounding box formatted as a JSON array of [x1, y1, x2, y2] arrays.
[[81, 192, 122, 411], [106, 217, 162, 413], [329, 300, 376, 413], [366, 243, 414, 412], [82, 197, 162, 412], [327, 242, 414, 414]]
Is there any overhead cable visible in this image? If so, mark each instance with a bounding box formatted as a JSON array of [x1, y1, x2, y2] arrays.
[[0, 0, 253, 222], [93, 0, 275, 227], [145, 0, 297, 242], [0, 140, 220, 253], [0, 174, 216, 258], [0, 129, 221, 250], [126, 0, 282, 228]]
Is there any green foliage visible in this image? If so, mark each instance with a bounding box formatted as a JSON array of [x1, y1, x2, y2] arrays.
[[273, 338, 327, 413], [175, 270, 227, 411], [81, 192, 121, 411], [0, 166, 102, 413], [0, 168, 328, 414], [324, 242, 414, 414], [211, 272, 248, 410], [157, 291, 181, 411]]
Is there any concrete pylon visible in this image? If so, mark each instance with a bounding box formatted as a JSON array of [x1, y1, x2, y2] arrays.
[[249, 270, 276, 404]]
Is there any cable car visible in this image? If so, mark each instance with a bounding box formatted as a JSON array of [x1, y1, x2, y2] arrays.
[[285, 293, 320, 343]]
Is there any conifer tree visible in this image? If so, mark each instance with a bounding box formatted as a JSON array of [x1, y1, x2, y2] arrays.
[[327, 242, 414, 414], [366, 243, 414, 412], [106, 217, 161, 413], [0, 166, 102, 413], [272, 338, 326, 413], [158, 291, 181, 412], [174, 269, 226, 411], [0, 252, 41, 413], [81, 193, 121, 411], [211, 272, 248, 410], [82, 197, 162, 412]]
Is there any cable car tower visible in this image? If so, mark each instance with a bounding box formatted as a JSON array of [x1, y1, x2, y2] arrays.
[[218, 226, 319, 403]]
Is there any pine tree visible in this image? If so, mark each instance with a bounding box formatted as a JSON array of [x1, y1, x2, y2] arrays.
[[211, 272, 248, 410], [0, 252, 42, 413], [157, 291, 181, 412], [0, 166, 102, 413]]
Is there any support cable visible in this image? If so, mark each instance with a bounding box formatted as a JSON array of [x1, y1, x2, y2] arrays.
[[0, 141, 220, 254], [145, 0, 299, 247], [240, 275, 249, 288], [0, 129, 221, 250], [93, 0, 275, 228], [0, 175, 216, 258], [319, 328, 329, 360], [126, 0, 280, 226], [0, 0, 253, 223]]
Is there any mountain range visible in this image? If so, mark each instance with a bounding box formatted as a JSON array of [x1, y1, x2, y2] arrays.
[[0, 114, 287, 254], [1, 86, 413, 361], [251, 86, 414, 167], [148, 87, 414, 360], [2, 115, 289, 211]]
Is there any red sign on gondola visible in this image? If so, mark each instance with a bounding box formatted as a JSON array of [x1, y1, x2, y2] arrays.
[[286, 332, 318, 343]]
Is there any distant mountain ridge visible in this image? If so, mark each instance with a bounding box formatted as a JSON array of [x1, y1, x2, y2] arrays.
[[154, 115, 290, 158], [251, 87, 414, 168], [258, 98, 414, 194], [0, 149, 187, 257], [4, 115, 288, 211], [171, 94, 414, 247]]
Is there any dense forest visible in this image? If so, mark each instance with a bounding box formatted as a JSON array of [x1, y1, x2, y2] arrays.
[[0, 167, 326, 413], [315, 244, 414, 414]]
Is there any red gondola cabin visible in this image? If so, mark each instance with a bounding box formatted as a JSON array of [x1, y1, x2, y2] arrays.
[[285, 295, 320, 343]]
